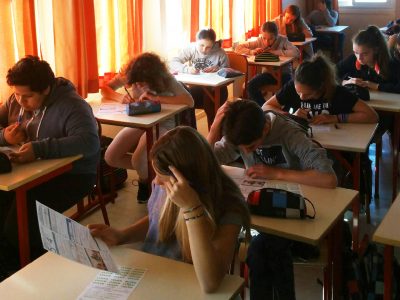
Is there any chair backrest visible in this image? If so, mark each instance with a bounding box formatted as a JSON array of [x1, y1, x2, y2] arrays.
[[226, 51, 249, 98]]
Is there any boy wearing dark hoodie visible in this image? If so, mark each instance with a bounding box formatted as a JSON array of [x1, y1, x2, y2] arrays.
[[0, 56, 100, 269]]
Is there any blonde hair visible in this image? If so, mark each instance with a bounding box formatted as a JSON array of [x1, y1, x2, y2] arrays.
[[150, 126, 250, 262]]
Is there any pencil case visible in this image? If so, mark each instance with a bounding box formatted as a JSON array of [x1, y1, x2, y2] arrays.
[[126, 100, 161, 116]]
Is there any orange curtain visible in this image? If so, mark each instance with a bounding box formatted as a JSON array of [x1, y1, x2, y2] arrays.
[[0, 0, 37, 102], [247, 0, 281, 39], [52, 0, 99, 97], [127, 0, 143, 56], [191, 0, 200, 41]]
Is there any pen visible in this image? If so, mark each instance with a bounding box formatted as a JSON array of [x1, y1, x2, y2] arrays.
[[124, 86, 134, 101], [17, 107, 24, 125]]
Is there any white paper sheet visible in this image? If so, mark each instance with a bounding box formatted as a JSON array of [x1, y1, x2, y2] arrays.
[[77, 266, 146, 300], [222, 165, 303, 197], [36, 201, 118, 273], [97, 103, 127, 115]]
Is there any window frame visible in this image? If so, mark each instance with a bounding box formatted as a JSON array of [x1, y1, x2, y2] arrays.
[[339, 0, 392, 9]]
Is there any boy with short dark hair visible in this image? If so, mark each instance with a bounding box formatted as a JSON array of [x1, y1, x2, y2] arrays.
[[207, 99, 337, 299], [0, 56, 100, 273]]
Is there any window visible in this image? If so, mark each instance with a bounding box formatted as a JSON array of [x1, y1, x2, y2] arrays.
[[339, 0, 392, 8]]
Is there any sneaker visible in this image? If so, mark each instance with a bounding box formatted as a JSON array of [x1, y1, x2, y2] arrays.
[[137, 181, 150, 204]]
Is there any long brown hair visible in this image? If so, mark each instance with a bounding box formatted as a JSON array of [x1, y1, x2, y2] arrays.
[[150, 126, 251, 262], [353, 25, 391, 80]]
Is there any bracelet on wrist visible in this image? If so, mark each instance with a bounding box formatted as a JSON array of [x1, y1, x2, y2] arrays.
[[184, 212, 205, 222], [183, 204, 202, 214]]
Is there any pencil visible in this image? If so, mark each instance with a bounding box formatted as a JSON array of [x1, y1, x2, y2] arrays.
[[17, 107, 24, 125], [124, 86, 134, 101]]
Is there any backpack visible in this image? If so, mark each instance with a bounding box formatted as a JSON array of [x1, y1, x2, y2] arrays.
[[342, 226, 400, 300]]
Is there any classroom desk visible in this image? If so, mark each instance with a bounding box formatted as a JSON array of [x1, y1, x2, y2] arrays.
[[87, 94, 188, 181], [0, 153, 82, 267], [252, 184, 358, 299], [246, 56, 295, 91], [373, 193, 400, 300], [368, 90, 400, 200], [311, 123, 378, 250], [292, 37, 317, 63], [0, 247, 244, 299], [175, 73, 241, 118], [315, 25, 348, 62]]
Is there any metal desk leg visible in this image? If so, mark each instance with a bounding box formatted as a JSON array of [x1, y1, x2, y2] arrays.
[[383, 245, 393, 300], [16, 188, 30, 267]]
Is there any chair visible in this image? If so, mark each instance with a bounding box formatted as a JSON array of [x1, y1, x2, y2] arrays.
[[226, 51, 249, 98], [70, 118, 111, 225]]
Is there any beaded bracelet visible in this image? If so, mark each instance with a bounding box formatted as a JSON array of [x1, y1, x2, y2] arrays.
[[183, 204, 202, 214], [184, 212, 205, 222], [337, 113, 349, 123]]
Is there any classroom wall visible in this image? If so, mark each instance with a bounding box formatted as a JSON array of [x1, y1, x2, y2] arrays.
[[339, 4, 397, 57], [282, 0, 305, 14]]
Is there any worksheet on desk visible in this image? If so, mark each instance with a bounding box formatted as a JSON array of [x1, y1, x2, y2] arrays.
[[36, 201, 118, 273], [221, 165, 303, 197]]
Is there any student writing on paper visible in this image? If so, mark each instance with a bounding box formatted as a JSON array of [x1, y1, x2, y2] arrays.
[[236, 21, 299, 106], [306, 0, 344, 60], [89, 126, 251, 293], [207, 99, 337, 299], [274, 5, 314, 59], [337, 25, 400, 94], [104, 53, 193, 203], [263, 53, 378, 124], [0, 56, 100, 272], [169, 28, 229, 127]]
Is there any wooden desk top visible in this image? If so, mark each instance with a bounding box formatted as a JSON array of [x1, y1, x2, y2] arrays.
[[251, 182, 357, 245], [292, 37, 317, 46], [174, 73, 239, 87], [0, 247, 244, 300], [373, 194, 400, 247], [311, 123, 378, 152], [315, 25, 349, 33], [87, 95, 188, 128], [0, 154, 82, 191], [247, 55, 294, 67], [368, 91, 400, 113]]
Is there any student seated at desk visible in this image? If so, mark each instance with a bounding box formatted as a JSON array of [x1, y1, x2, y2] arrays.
[[337, 25, 400, 94], [306, 0, 344, 59], [90, 126, 251, 293], [263, 53, 378, 124], [207, 99, 337, 300], [274, 5, 314, 59], [169, 28, 229, 128], [103, 53, 193, 203], [235, 21, 300, 106], [0, 56, 100, 268]]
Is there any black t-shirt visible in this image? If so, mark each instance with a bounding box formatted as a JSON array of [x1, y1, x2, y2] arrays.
[[275, 81, 358, 118]]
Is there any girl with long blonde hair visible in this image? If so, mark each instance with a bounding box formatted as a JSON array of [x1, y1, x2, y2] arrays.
[[89, 126, 250, 292]]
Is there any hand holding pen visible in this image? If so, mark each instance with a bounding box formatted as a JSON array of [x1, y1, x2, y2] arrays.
[[121, 86, 135, 104]]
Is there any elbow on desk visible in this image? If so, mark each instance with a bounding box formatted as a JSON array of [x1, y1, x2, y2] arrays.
[[199, 278, 223, 294]]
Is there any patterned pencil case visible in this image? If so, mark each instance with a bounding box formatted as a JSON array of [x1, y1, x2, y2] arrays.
[[247, 188, 315, 219], [126, 100, 161, 116]]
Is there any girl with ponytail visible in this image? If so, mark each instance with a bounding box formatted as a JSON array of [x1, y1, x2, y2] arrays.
[[263, 52, 378, 124], [337, 25, 400, 94], [89, 126, 250, 293]]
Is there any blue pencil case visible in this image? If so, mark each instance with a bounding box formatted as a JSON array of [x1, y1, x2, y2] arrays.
[[126, 100, 161, 116]]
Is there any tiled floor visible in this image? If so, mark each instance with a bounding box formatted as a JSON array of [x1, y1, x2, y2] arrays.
[[74, 114, 399, 300]]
